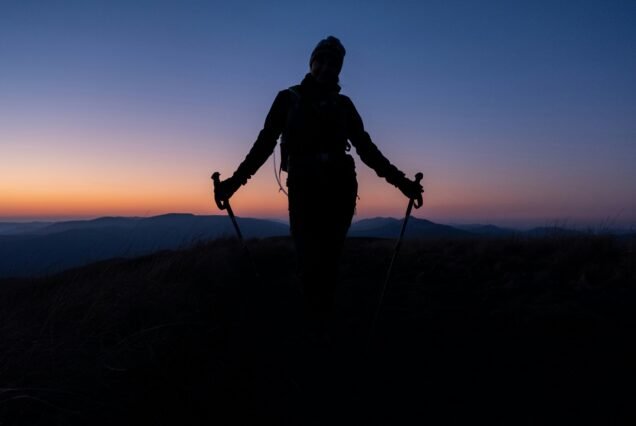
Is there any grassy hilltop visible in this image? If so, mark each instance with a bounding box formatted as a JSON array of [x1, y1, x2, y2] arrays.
[[1, 235, 635, 425]]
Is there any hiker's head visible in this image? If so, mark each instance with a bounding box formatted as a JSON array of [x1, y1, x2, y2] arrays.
[[310, 36, 345, 84]]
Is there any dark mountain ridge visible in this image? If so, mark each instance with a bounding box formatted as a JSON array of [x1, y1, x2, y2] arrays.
[[0, 221, 53, 235], [349, 217, 473, 238], [1, 213, 632, 278], [0, 214, 289, 278]]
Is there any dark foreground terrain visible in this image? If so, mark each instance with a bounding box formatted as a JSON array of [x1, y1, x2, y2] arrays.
[[1, 235, 635, 425]]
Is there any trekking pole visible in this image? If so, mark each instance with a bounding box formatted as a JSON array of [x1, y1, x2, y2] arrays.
[[368, 172, 423, 347], [211, 172, 259, 277]]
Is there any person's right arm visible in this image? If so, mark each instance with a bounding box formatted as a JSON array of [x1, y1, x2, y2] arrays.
[[216, 90, 290, 200]]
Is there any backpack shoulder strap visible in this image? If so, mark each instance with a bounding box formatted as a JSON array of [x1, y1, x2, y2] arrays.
[[278, 86, 302, 174]]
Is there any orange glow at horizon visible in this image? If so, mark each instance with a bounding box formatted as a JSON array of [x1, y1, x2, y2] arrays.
[[4, 169, 630, 226], [2, 128, 634, 226]]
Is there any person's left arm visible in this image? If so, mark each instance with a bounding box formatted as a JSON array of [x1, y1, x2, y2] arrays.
[[342, 95, 422, 199]]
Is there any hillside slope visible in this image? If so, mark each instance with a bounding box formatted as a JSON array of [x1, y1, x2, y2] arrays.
[[1, 235, 635, 425], [0, 214, 289, 277]]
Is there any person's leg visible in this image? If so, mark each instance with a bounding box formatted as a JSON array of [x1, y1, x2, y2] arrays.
[[289, 196, 329, 328], [289, 174, 357, 329]]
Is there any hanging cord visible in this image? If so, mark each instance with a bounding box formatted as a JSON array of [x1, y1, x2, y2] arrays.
[[273, 148, 288, 196]]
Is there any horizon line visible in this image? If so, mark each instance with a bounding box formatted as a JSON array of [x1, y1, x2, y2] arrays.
[[1, 212, 634, 232]]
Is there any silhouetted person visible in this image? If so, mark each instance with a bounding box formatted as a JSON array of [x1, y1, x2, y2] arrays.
[[215, 36, 423, 332]]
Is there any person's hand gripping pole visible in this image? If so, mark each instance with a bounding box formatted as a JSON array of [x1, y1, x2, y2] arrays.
[[406, 171, 424, 211], [211, 172, 258, 277], [211, 171, 228, 210], [412, 172, 424, 209], [211, 172, 243, 239]]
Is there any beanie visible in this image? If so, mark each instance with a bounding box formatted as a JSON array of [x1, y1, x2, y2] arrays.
[[310, 36, 346, 70]]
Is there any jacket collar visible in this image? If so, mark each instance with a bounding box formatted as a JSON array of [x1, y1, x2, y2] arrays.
[[300, 73, 341, 96]]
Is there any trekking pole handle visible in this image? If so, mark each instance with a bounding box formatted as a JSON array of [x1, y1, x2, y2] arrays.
[[211, 172, 228, 210], [413, 172, 423, 209]]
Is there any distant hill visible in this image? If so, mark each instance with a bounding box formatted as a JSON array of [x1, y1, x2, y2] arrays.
[[452, 224, 517, 236], [34, 216, 142, 234], [1, 213, 628, 278], [0, 214, 289, 278], [0, 221, 53, 235], [348, 217, 472, 239]]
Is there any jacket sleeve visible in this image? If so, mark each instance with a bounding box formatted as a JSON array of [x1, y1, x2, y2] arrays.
[[343, 96, 406, 186], [233, 90, 289, 184]]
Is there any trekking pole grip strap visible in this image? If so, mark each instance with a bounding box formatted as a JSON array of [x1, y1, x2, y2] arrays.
[[211, 172, 228, 210], [414, 172, 423, 209]]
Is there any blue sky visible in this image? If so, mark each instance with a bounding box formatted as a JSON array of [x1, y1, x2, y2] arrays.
[[1, 0, 635, 227]]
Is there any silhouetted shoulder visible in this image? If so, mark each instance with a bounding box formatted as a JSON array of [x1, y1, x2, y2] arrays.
[[261, 89, 296, 129], [272, 89, 293, 108], [286, 84, 302, 93], [336, 94, 363, 131], [338, 93, 353, 103], [337, 94, 359, 115]]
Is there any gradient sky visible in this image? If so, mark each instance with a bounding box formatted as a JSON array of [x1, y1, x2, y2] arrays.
[[1, 0, 635, 228]]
